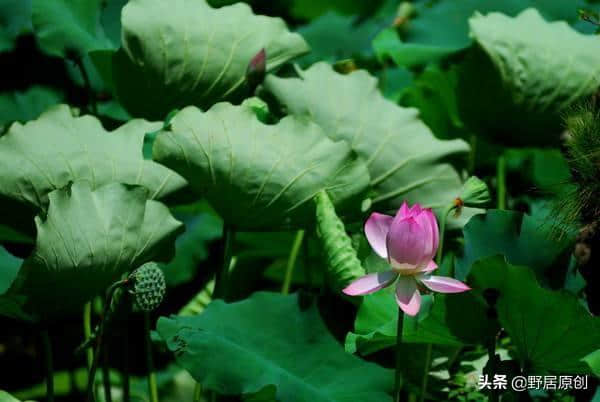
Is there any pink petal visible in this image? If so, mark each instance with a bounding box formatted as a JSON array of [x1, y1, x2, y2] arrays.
[[419, 260, 438, 273], [397, 201, 410, 219], [342, 271, 398, 296], [414, 211, 436, 265], [387, 216, 427, 268], [425, 209, 439, 256], [419, 275, 471, 293], [364, 212, 394, 258], [395, 276, 421, 316], [409, 203, 423, 216]]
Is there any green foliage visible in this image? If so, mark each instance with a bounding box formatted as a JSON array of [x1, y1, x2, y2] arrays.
[[153, 100, 370, 230], [0, 0, 31, 52], [103, 0, 309, 119], [469, 256, 600, 374], [263, 62, 469, 215], [0, 104, 187, 234], [314, 190, 365, 291], [0, 86, 63, 127], [1, 182, 183, 319], [31, 0, 117, 57], [458, 8, 600, 145], [455, 209, 574, 280], [157, 292, 394, 402]]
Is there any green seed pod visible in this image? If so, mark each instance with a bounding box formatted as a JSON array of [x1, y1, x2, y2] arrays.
[[130, 262, 166, 312], [459, 176, 491, 208], [314, 190, 366, 292]]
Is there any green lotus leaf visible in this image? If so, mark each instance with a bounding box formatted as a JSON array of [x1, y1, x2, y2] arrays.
[[263, 62, 470, 217], [0, 0, 32, 52], [469, 256, 600, 374], [152, 100, 370, 230], [0, 104, 187, 234], [296, 12, 382, 66], [108, 0, 309, 119], [31, 0, 116, 57], [3, 182, 183, 319], [458, 8, 600, 145], [157, 292, 393, 402], [0, 86, 63, 127], [455, 209, 574, 280], [377, 0, 598, 68], [583, 349, 600, 377], [345, 287, 495, 355], [0, 390, 22, 402]]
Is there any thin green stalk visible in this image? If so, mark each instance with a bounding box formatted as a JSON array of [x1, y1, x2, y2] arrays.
[[394, 308, 404, 402], [87, 280, 127, 402], [73, 56, 97, 114], [496, 154, 506, 210], [144, 313, 159, 402], [102, 346, 112, 402], [193, 383, 202, 402], [435, 204, 455, 265], [83, 302, 94, 371], [214, 224, 235, 300], [41, 329, 54, 402], [418, 344, 432, 402], [281, 230, 305, 295], [467, 134, 477, 175]]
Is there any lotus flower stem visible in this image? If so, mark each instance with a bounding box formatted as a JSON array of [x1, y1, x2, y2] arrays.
[[496, 155, 506, 210], [394, 308, 404, 402], [72, 55, 97, 115], [144, 312, 159, 402], [282, 230, 305, 295], [214, 224, 235, 300], [83, 302, 94, 370], [41, 329, 54, 402]]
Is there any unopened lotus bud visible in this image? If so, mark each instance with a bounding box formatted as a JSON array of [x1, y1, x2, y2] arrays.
[[129, 262, 166, 312], [246, 48, 266, 89], [458, 176, 491, 208]]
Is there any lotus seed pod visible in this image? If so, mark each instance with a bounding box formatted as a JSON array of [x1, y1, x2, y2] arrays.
[[130, 262, 166, 312]]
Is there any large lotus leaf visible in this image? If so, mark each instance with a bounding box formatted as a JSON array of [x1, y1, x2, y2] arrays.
[[469, 256, 600, 374], [31, 0, 117, 57], [380, 0, 598, 68], [3, 182, 183, 319], [152, 101, 370, 230], [345, 286, 496, 355], [263, 62, 469, 215], [0, 0, 32, 52], [0, 104, 187, 233], [296, 12, 384, 66], [0, 246, 22, 295], [0, 86, 63, 127], [161, 203, 223, 287], [455, 209, 574, 280], [108, 0, 309, 120], [157, 292, 393, 401], [457, 9, 600, 145], [0, 390, 22, 402]]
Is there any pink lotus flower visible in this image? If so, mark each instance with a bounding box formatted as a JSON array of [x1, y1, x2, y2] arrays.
[[343, 202, 470, 316]]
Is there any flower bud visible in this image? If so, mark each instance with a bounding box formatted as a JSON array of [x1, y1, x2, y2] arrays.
[[246, 48, 266, 89]]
